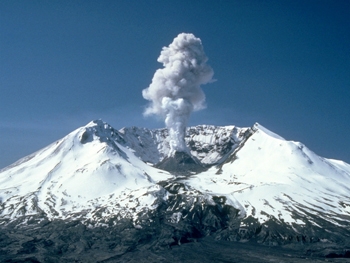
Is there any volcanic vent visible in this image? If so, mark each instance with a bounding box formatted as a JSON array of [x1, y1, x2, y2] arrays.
[[155, 150, 205, 175]]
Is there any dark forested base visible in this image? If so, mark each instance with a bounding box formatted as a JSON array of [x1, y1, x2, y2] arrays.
[[1, 218, 350, 263]]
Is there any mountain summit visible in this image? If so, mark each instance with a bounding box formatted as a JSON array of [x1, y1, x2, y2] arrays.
[[1, 120, 350, 262]]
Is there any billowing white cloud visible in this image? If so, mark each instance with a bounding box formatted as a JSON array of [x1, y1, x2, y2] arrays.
[[142, 33, 214, 154]]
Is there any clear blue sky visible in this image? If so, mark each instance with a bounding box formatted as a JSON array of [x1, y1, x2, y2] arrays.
[[1, 0, 349, 168]]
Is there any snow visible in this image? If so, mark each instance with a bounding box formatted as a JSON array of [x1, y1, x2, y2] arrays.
[[182, 123, 350, 225], [0, 120, 172, 221], [253, 122, 285, 140], [1, 119, 350, 230]]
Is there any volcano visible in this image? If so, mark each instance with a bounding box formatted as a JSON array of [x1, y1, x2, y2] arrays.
[[1, 120, 350, 262]]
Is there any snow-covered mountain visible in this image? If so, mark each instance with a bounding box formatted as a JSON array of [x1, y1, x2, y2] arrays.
[[1, 120, 350, 261]]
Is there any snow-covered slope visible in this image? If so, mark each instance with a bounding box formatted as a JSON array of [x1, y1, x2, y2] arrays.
[[1, 120, 350, 247], [0, 120, 172, 225], [183, 123, 350, 242]]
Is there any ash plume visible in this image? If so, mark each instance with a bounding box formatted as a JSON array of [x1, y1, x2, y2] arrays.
[[142, 33, 214, 155]]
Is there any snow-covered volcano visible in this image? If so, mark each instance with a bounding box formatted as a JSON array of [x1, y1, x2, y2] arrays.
[[1, 120, 350, 261]]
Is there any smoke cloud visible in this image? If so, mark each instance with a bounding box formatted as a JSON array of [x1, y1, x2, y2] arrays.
[[142, 33, 214, 154]]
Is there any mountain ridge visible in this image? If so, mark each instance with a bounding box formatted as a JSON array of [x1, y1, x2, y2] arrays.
[[1, 119, 350, 261]]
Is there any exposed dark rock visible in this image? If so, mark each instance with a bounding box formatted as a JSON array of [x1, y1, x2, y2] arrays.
[[155, 151, 206, 175], [1, 219, 350, 263]]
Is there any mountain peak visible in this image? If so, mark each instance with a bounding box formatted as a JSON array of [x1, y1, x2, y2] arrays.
[[253, 122, 285, 140], [78, 119, 122, 145]]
